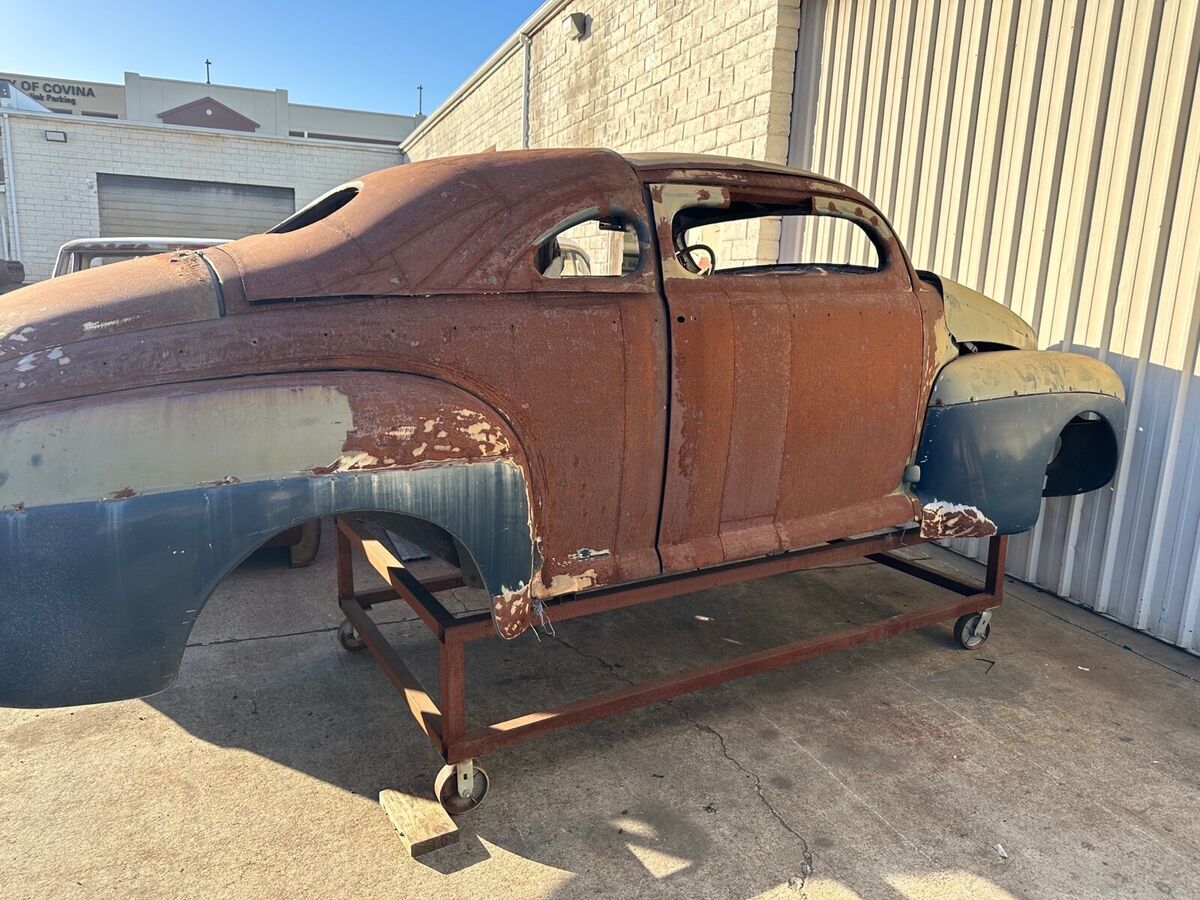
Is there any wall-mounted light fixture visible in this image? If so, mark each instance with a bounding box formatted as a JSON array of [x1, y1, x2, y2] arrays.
[[44, 130, 67, 143], [562, 12, 588, 40]]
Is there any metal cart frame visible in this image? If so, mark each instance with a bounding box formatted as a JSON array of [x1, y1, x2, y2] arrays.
[[334, 516, 1006, 852]]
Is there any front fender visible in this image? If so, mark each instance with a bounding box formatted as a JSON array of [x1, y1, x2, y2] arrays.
[[0, 372, 537, 708], [915, 350, 1126, 538]]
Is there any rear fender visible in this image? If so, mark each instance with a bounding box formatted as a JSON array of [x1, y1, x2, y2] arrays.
[[0, 373, 537, 708]]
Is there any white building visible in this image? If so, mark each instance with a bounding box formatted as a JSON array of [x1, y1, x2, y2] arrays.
[[0, 71, 420, 281]]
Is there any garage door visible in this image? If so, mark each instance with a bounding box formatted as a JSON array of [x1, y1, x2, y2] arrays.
[[97, 173, 295, 239]]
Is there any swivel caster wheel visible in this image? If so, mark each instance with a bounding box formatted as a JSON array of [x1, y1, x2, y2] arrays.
[[954, 611, 992, 649], [338, 618, 366, 653], [434, 761, 489, 816]]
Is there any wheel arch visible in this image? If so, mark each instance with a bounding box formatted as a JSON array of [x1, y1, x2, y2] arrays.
[[915, 350, 1127, 538], [0, 371, 539, 708]]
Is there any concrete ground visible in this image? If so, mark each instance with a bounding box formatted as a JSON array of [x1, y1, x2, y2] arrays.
[[2, 525, 1198, 900]]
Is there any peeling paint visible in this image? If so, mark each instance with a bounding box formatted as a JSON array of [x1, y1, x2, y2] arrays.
[[532, 569, 599, 598], [333, 451, 380, 471], [496, 582, 532, 639], [567, 547, 611, 561], [918, 500, 997, 539]]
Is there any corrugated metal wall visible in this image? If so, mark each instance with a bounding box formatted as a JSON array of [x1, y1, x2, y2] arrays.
[[785, 0, 1200, 652]]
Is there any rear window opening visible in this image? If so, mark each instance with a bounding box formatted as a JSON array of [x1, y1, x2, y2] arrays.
[[269, 184, 360, 234], [535, 214, 642, 278]]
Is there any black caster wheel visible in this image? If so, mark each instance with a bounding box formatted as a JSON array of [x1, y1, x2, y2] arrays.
[[337, 618, 366, 653], [434, 763, 490, 816], [954, 612, 991, 649]]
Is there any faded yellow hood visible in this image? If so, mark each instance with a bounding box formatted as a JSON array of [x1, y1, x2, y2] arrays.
[[926, 273, 1038, 350]]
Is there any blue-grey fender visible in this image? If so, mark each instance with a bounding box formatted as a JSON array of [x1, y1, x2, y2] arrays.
[[0, 373, 537, 708], [914, 350, 1126, 538]]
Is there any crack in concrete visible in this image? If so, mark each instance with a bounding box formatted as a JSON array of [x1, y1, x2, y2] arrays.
[[691, 719, 814, 892], [551, 632, 814, 891], [551, 633, 635, 685]]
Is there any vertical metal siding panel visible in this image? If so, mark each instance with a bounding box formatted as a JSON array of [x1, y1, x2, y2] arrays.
[[913, 0, 962, 261], [808, 0, 845, 262], [1094, 0, 1183, 622], [982, 0, 1049, 577], [793, 0, 1200, 653], [938, 0, 985, 278], [858, 1, 897, 208], [1135, 4, 1200, 643], [890, 0, 934, 259], [1023, 0, 1091, 585], [959, 0, 1021, 292], [878, 1, 920, 225], [835, 0, 871, 265], [1056, 0, 1130, 599], [980, 0, 1036, 306], [880, 2, 911, 217], [1069, 0, 1162, 611], [1006, 0, 1068, 579]]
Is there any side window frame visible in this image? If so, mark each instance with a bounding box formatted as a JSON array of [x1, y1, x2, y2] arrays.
[[651, 181, 911, 291], [529, 207, 648, 284]]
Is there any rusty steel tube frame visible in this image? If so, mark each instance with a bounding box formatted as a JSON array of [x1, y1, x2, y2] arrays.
[[334, 517, 1008, 766]]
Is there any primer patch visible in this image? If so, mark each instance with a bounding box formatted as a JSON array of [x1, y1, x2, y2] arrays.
[[0, 385, 354, 509]]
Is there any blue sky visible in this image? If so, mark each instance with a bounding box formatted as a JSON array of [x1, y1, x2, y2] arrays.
[[1, 1, 537, 116]]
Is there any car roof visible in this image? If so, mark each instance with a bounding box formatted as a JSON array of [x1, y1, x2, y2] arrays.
[[622, 151, 820, 179], [620, 151, 860, 199]]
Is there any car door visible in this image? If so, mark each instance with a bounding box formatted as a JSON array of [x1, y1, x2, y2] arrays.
[[650, 177, 928, 572]]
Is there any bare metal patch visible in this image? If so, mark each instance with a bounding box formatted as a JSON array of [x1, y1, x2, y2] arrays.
[[919, 500, 997, 539]]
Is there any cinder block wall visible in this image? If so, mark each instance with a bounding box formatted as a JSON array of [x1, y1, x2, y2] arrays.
[[402, 0, 801, 267], [1, 113, 400, 281]]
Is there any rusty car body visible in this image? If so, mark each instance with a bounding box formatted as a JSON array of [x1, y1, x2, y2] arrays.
[[0, 149, 1125, 708]]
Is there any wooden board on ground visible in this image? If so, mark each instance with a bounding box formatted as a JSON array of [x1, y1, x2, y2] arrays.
[[379, 789, 459, 856]]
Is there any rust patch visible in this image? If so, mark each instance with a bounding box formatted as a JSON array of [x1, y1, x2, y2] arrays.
[[107, 487, 138, 501], [495, 583, 533, 639], [919, 500, 997, 539]]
